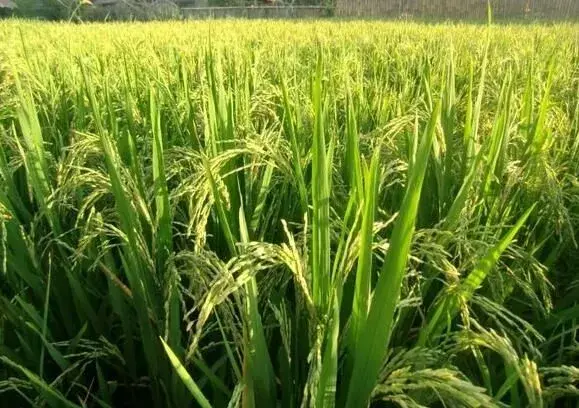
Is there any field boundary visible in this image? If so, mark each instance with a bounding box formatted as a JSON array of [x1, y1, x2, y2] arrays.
[[181, 5, 329, 19], [335, 0, 579, 20]]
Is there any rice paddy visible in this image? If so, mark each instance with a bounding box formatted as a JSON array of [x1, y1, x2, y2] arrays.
[[0, 19, 578, 407]]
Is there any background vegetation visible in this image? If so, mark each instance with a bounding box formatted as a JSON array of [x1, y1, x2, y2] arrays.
[[8, 0, 327, 21], [0, 20, 578, 407]]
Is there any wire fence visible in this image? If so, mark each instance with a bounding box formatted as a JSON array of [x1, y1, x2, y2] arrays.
[[8, 0, 578, 20], [181, 4, 329, 18], [335, 0, 579, 19], [162, 0, 579, 19]]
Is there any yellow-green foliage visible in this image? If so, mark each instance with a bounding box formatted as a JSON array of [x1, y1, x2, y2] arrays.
[[0, 20, 578, 408]]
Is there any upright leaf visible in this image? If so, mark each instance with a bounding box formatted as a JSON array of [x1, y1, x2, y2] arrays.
[[345, 100, 441, 408]]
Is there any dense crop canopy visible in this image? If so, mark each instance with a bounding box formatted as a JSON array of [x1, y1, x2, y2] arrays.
[[0, 19, 578, 408]]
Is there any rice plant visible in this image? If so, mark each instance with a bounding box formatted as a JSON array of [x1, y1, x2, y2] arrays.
[[0, 19, 578, 408]]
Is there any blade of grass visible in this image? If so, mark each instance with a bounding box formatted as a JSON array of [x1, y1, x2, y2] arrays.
[[311, 49, 331, 311], [344, 99, 441, 408], [239, 205, 276, 408], [348, 146, 381, 355], [280, 74, 308, 214], [150, 85, 173, 273], [160, 338, 212, 408]]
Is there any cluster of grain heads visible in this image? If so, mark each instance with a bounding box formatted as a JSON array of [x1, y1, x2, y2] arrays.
[[0, 20, 578, 408]]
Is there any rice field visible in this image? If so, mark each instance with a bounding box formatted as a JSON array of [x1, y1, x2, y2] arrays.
[[0, 20, 578, 407]]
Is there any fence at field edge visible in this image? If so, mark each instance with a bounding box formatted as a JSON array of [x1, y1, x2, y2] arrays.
[[182, 5, 329, 18], [46, 0, 579, 20], [335, 0, 579, 19]]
